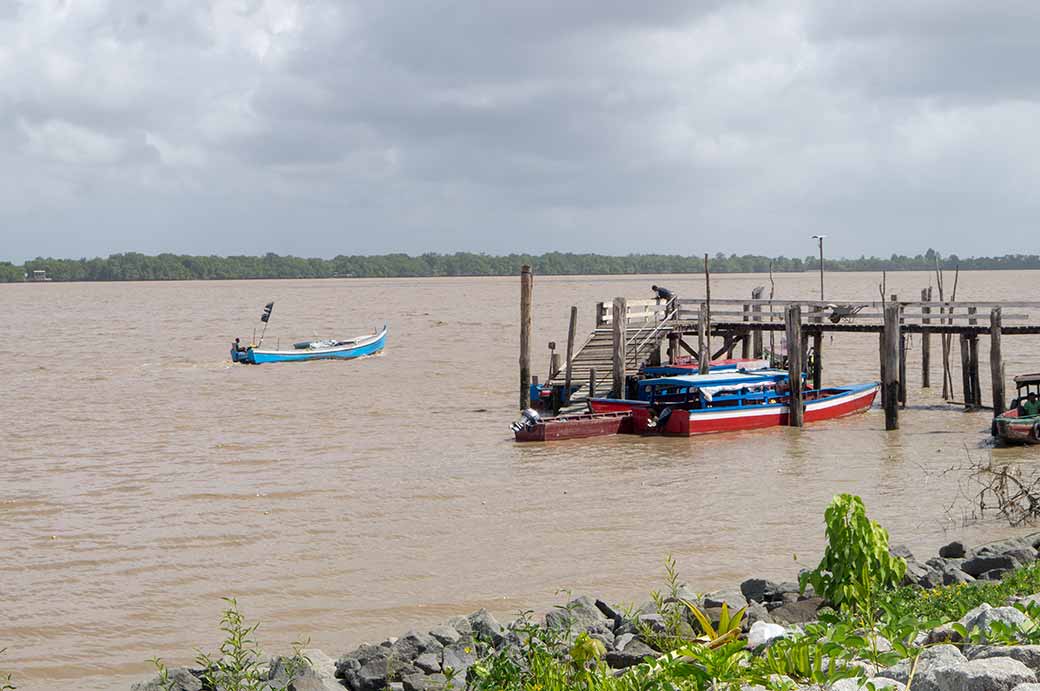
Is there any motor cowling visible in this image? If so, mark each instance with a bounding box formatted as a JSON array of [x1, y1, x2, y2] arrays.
[[510, 408, 541, 433]]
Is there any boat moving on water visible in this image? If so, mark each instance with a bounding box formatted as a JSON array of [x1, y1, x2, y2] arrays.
[[234, 325, 388, 364]]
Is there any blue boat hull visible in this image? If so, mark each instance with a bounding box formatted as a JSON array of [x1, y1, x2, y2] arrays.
[[239, 327, 387, 364]]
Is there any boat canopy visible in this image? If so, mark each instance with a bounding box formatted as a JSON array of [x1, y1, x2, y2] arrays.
[[639, 370, 790, 389], [1015, 373, 1040, 388]]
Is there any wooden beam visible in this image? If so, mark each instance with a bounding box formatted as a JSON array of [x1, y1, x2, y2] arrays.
[[520, 265, 533, 410], [785, 304, 804, 427], [812, 331, 822, 390], [588, 368, 596, 400], [991, 307, 1005, 417], [741, 301, 751, 358], [698, 302, 709, 374], [883, 302, 900, 430], [751, 287, 764, 358], [959, 334, 972, 410], [612, 297, 627, 398], [921, 287, 931, 388], [564, 305, 578, 398]]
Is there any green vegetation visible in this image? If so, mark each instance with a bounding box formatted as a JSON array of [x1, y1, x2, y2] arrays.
[[151, 598, 308, 691], [4, 248, 1040, 282], [0, 648, 13, 691]]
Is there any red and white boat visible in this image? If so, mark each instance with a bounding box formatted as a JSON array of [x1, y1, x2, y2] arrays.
[[591, 372, 878, 436]]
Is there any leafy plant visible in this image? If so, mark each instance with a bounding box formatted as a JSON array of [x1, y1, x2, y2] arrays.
[[799, 494, 906, 612], [152, 598, 309, 691], [683, 600, 747, 648], [636, 555, 696, 653], [0, 649, 13, 691]]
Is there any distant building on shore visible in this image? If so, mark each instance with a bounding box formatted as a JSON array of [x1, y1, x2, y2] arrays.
[[26, 269, 53, 282]]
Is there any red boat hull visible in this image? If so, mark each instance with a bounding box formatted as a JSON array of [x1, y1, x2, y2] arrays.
[[630, 384, 879, 436], [514, 411, 633, 442]]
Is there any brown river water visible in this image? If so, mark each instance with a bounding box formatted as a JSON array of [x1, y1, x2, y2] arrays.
[[4, 271, 1040, 690]]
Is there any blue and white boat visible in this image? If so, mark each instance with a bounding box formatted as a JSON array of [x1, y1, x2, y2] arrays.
[[233, 325, 387, 364]]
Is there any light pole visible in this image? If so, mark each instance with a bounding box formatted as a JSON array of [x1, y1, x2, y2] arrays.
[[811, 235, 826, 301]]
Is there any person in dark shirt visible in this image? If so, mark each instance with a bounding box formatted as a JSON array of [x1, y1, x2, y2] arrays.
[[1023, 392, 1040, 417], [651, 285, 674, 300]]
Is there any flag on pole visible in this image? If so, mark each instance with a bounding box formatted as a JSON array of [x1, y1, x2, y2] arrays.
[[260, 302, 274, 322]]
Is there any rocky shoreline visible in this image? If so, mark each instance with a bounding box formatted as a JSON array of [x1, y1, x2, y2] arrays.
[[132, 533, 1040, 691]]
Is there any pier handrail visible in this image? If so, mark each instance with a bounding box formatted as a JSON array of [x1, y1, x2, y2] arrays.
[[625, 297, 679, 368]]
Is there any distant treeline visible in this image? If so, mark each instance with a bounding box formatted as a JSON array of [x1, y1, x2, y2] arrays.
[[3, 249, 1040, 282]]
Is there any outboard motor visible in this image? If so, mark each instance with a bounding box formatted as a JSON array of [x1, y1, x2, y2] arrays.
[[510, 408, 541, 433]]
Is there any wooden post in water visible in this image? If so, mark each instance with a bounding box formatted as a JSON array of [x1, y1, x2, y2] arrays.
[[959, 334, 972, 409], [921, 287, 932, 388], [519, 265, 533, 410], [751, 287, 764, 358], [612, 297, 627, 398], [741, 302, 751, 359], [595, 302, 605, 328], [883, 302, 900, 430], [785, 305, 803, 427], [549, 350, 561, 381], [899, 333, 907, 408], [564, 306, 578, 399], [698, 303, 709, 374], [588, 368, 596, 400], [991, 307, 1005, 416], [879, 332, 887, 408], [667, 332, 679, 365], [969, 336, 982, 408], [812, 330, 823, 390]]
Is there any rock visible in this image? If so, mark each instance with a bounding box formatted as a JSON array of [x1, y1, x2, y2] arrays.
[[831, 678, 906, 691], [545, 595, 610, 632], [336, 643, 416, 691], [960, 603, 1029, 642], [962, 554, 1017, 577], [613, 632, 635, 652], [401, 672, 448, 691], [595, 598, 624, 628], [131, 668, 202, 691], [891, 544, 916, 560], [740, 578, 783, 603], [441, 641, 477, 679], [940, 541, 967, 559], [703, 589, 748, 610], [1007, 546, 1039, 565], [414, 653, 441, 674], [267, 650, 344, 691], [769, 597, 824, 624], [904, 559, 943, 588], [744, 600, 774, 629], [971, 646, 1040, 673], [1012, 685, 1040, 691], [447, 615, 472, 638], [393, 630, 442, 662], [428, 625, 461, 647], [605, 637, 656, 669], [467, 608, 502, 644], [932, 657, 1036, 691], [747, 621, 787, 648], [981, 568, 1013, 581], [877, 643, 966, 687], [943, 565, 976, 586]]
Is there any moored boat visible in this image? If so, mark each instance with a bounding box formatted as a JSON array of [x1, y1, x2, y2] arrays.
[[588, 370, 793, 414], [994, 374, 1040, 444], [512, 409, 633, 442], [234, 326, 387, 364]]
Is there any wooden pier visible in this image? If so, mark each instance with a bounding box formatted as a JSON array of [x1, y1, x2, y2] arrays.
[[520, 268, 1040, 430]]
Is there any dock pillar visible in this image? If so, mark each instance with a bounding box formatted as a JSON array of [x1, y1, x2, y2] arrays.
[[921, 287, 932, 388], [612, 297, 627, 398], [785, 304, 804, 427], [667, 332, 679, 365], [969, 335, 982, 408], [812, 330, 822, 390], [959, 334, 972, 409], [883, 302, 900, 430], [519, 265, 533, 410], [698, 303, 709, 374], [751, 287, 764, 358], [564, 306, 578, 400], [899, 333, 907, 408], [741, 301, 751, 359], [589, 368, 596, 400], [991, 307, 1005, 416]]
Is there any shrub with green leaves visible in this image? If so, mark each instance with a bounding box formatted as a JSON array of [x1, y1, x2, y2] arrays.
[[0, 648, 13, 691], [800, 494, 907, 612]]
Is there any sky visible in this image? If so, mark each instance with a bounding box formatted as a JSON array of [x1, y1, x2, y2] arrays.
[[1, 0, 1039, 261]]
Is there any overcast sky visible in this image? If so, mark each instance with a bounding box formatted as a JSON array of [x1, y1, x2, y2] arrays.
[[1, 1, 1038, 261]]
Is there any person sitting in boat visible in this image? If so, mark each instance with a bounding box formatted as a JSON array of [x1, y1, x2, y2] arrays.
[[231, 338, 247, 361], [1023, 392, 1040, 417], [651, 285, 674, 301]]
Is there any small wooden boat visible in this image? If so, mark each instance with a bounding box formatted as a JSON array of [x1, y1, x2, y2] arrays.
[[993, 374, 1040, 444], [591, 371, 878, 436], [512, 409, 633, 442], [233, 326, 387, 364]]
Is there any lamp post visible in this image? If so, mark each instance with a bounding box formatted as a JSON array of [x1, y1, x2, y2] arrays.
[[811, 235, 826, 301]]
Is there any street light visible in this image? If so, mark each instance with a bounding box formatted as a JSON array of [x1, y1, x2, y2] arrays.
[[811, 235, 826, 301]]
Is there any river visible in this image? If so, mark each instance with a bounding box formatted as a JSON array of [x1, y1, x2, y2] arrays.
[[2, 271, 1038, 690]]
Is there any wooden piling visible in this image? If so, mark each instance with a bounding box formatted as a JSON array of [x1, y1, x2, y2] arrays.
[[588, 368, 596, 400], [812, 331, 822, 390], [959, 334, 972, 409], [879, 332, 887, 408], [549, 351, 562, 381], [921, 287, 931, 388], [991, 307, 1005, 416], [969, 335, 982, 408], [899, 333, 907, 407], [667, 332, 679, 365], [751, 287, 764, 358], [741, 302, 751, 358], [698, 303, 709, 374], [564, 306, 578, 397], [612, 297, 627, 398], [883, 302, 900, 430], [595, 302, 605, 328], [785, 305, 804, 427], [519, 265, 533, 410]]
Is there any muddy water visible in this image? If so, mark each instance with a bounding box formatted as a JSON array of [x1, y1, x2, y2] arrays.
[[3, 271, 1039, 690]]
